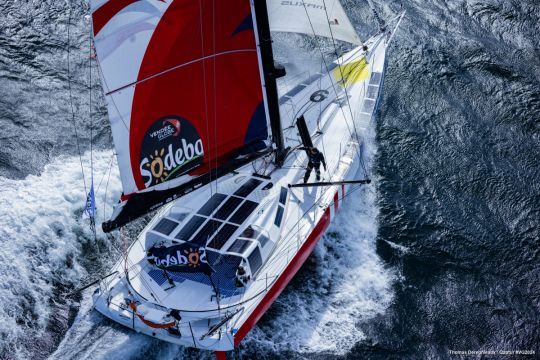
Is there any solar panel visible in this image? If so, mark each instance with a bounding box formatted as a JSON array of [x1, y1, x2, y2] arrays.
[[191, 219, 223, 245], [207, 224, 238, 250], [197, 193, 227, 216], [279, 187, 288, 205], [234, 178, 262, 197], [248, 247, 263, 275], [258, 234, 270, 248], [175, 215, 206, 241], [229, 200, 258, 224], [152, 218, 178, 235], [213, 196, 243, 220], [228, 239, 252, 254], [274, 206, 284, 227]]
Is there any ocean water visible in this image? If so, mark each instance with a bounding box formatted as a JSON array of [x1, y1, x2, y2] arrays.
[[0, 0, 539, 359]]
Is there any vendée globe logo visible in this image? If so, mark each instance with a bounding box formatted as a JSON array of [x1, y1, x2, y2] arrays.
[[139, 116, 204, 188]]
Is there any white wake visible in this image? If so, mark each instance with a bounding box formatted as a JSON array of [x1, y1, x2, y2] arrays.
[[0, 150, 121, 358], [240, 130, 394, 356]]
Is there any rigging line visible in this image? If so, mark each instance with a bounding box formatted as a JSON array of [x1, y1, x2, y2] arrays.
[[266, 182, 369, 265], [281, 69, 299, 118], [322, 0, 363, 161], [211, 0, 220, 197], [89, 37, 94, 185], [131, 241, 169, 305], [198, 0, 218, 301], [275, 180, 364, 247], [93, 55, 130, 132], [103, 153, 114, 222], [290, 73, 357, 155], [95, 153, 115, 195], [88, 32, 99, 246], [105, 49, 256, 96], [300, 0, 359, 156], [122, 236, 166, 306], [198, 0, 213, 198], [67, 1, 87, 196]]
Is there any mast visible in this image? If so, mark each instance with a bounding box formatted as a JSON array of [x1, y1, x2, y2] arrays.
[[252, 0, 287, 166]]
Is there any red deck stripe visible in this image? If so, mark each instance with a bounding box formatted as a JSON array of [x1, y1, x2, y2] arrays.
[[233, 207, 332, 346]]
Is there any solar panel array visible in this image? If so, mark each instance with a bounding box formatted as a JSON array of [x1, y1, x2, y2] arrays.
[[151, 178, 264, 252]]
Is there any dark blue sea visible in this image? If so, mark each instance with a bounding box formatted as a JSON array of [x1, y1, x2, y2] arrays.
[[0, 1, 538, 359]]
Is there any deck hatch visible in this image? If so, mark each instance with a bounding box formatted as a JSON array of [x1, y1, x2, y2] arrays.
[[229, 200, 258, 224], [213, 196, 243, 220], [175, 215, 206, 241], [207, 224, 238, 250], [197, 193, 227, 216], [234, 178, 262, 197], [152, 218, 178, 235]]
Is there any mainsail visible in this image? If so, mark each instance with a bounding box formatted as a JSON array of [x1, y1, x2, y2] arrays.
[[91, 0, 275, 231], [267, 0, 362, 45]]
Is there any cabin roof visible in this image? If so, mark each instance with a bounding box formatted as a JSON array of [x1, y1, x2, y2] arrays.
[[148, 176, 266, 252]]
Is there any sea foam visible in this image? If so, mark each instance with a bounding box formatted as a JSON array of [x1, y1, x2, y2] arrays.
[[0, 150, 121, 358]]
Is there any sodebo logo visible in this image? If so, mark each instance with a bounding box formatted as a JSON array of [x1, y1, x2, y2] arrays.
[[139, 116, 204, 188]]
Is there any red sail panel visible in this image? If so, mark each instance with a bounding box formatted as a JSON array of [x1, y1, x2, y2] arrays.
[[130, 0, 268, 191]]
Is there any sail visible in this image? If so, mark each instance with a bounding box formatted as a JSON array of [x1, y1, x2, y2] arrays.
[[267, 0, 361, 45], [90, 0, 272, 230]]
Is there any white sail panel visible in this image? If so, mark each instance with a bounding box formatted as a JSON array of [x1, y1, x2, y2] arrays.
[[267, 0, 361, 45], [91, 0, 172, 194]]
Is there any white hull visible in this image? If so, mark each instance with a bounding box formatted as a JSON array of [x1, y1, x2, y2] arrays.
[[93, 32, 390, 353]]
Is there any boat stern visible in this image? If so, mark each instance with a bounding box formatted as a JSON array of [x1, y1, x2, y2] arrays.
[[92, 275, 238, 351]]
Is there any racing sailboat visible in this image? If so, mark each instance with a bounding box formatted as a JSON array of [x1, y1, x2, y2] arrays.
[[89, 0, 403, 357]]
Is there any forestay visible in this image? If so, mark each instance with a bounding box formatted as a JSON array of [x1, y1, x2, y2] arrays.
[[90, 0, 272, 230], [267, 0, 361, 45]]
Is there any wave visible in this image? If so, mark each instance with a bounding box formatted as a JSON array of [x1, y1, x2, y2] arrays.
[[0, 150, 121, 359]]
